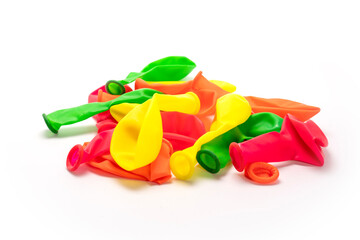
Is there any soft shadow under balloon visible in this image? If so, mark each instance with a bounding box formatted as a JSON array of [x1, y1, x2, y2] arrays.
[[193, 164, 232, 180], [42, 125, 98, 138]]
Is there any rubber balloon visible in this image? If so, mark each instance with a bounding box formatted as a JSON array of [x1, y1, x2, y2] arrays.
[[161, 112, 206, 151], [66, 129, 113, 172], [244, 162, 279, 184], [147, 80, 236, 93], [230, 114, 328, 172], [170, 93, 252, 180], [43, 89, 162, 134], [96, 118, 118, 133], [89, 139, 173, 184], [196, 112, 283, 174], [88, 85, 133, 123], [111, 93, 200, 171], [135, 71, 230, 117], [106, 56, 196, 95], [67, 127, 173, 184], [244, 96, 320, 122]]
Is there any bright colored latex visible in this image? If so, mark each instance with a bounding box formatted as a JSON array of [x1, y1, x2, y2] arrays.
[[135, 71, 230, 117], [43, 89, 162, 134], [111, 93, 200, 171], [88, 85, 132, 123], [170, 93, 252, 180], [196, 112, 283, 174], [209, 80, 236, 93], [148, 80, 236, 93], [88, 85, 133, 103], [244, 162, 279, 184], [88, 139, 173, 184], [244, 96, 320, 122], [106, 56, 196, 95], [67, 129, 113, 171], [96, 118, 118, 133], [110, 103, 139, 122], [161, 112, 206, 151], [230, 114, 329, 172], [67, 127, 173, 184]]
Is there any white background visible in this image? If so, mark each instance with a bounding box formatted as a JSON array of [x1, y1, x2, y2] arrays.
[[1, 1, 359, 239]]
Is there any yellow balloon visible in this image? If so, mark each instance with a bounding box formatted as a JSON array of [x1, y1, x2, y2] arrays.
[[110, 103, 139, 122], [170, 93, 251, 180], [111, 93, 200, 171]]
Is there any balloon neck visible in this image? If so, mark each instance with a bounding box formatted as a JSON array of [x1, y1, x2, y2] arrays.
[[66, 144, 85, 172], [42, 113, 60, 134], [105, 80, 126, 95]]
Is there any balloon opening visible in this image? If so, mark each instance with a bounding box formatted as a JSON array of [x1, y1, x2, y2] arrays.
[[105, 80, 125, 95], [196, 150, 221, 173], [66, 144, 84, 172]]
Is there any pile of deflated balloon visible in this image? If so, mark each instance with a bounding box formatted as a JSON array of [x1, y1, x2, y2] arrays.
[[43, 56, 328, 185]]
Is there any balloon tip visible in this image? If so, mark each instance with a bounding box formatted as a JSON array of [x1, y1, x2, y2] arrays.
[[66, 144, 84, 172], [105, 80, 126, 95], [196, 150, 221, 174], [42, 113, 58, 134]]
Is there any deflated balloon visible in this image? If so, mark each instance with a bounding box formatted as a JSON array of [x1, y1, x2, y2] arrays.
[[169, 93, 252, 180]]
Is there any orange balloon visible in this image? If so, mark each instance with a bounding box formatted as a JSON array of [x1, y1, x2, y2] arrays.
[[244, 96, 320, 122], [135, 71, 229, 117], [87, 139, 173, 184], [97, 89, 121, 102]]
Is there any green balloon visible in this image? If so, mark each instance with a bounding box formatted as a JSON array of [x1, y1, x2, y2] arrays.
[[43, 89, 162, 134], [196, 112, 284, 173], [105, 56, 196, 95]]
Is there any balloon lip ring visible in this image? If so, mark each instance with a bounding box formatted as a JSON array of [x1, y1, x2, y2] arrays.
[[105, 80, 126, 95], [66, 144, 84, 172], [42, 113, 58, 134], [229, 142, 245, 172], [245, 162, 279, 184], [170, 151, 194, 180], [196, 150, 221, 174]]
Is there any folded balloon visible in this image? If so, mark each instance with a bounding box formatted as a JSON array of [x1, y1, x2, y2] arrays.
[[43, 56, 328, 185]]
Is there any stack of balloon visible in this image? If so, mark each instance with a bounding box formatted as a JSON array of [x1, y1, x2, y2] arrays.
[[43, 56, 328, 185]]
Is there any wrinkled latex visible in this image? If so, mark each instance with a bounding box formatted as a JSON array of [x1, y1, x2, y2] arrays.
[[147, 80, 236, 93], [88, 85, 132, 123], [66, 128, 173, 184], [230, 114, 329, 172], [161, 112, 206, 152], [88, 139, 173, 184], [111, 92, 200, 171], [88, 85, 133, 103], [43, 89, 162, 133], [66, 129, 113, 171], [244, 162, 279, 184], [196, 112, 283, 174], [110, 103, 139, 122], [106, 56, 196, 95], [245, 96, 320, 122], [170, 94, 252, 180], [96, 118, 118, 133], [135, 71, 230, 117]]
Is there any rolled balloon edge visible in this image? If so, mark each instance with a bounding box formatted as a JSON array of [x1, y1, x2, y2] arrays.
[[170, 151, 196, 180], [196, 149, 221, 174], [42, 113, 59, 134], [229, 142, 245, 172], [105, 80, 126, 95], [66, 144, 84, 172]]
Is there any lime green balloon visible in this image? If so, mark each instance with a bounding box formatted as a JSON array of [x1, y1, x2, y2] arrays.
[[196, 112, 284, 173], [105, 56, 196, 95], [43, 89, 162, 134]]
